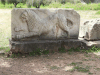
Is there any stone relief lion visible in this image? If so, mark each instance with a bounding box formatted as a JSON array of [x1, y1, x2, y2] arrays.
[[15, 10, 73, 39]]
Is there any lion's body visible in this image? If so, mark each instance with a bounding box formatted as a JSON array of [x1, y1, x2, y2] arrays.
[[19, 9, 71, 39]]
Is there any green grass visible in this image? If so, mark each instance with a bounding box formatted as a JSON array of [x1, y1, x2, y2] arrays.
[[72, 66, 90, 72], [41, 3, 100, 10], [67, 46, 100, 53], [1, 2, 100, 10], [69, 65, 90, 73], [58, 47, 66, 53], [69, 62, 90, 73], [29, 48, 49, 56], [69, 62, 83, 66], [96, 10, 100, 15], [0, 9, 11, 53], [9, 49, 49, 58], [88, 72, 93, 75], [0, 47, 10, 52], [50, 66, 59, 70]]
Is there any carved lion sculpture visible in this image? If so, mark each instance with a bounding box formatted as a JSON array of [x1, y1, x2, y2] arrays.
[[15, 9, 73, 39]]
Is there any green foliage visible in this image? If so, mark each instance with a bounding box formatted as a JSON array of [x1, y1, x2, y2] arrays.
[[67, 47, 80, 52], [26, 0, 52, 8], [67, 46, 100, 53], [26, 1, 31, 8], [0, 0, 26, 7], [0, 0, 6, 5], [5, 48, 10, 52], [88, 46, 100, 52], [7, 49, 49, 58], [47, 2, 62, 8], [10, 54, 17, 58], [42, 50, 49, 55], [29, 48, 49, 56], [70, 62, 83, 66], [9, 49, 49, 57], [83, 0, 95, 4], [0, 47, 10, 52], [88, 72, 93, 75], [1, 1, 100, 10], [58, 47, 66, 53], [96, 10, 100, 15], [58, 0, 67, 4], [90, 3, 100, 10], [70, 62, 77, 66], [73, 66, 90, 72], [29, 48, 42, 56], [29, 51, 36, 56], [50, 66, 59, 70], [46, 2, 100, 10], [58, 0, 81, 4], [69, 62, 90, 73]]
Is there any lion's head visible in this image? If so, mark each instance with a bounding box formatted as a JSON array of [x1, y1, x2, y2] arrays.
[[20, 10, 28, 22]]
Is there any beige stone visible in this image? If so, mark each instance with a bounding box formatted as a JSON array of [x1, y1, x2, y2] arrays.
[[79, 18, 100, 40], [11, 8, 80, 40]]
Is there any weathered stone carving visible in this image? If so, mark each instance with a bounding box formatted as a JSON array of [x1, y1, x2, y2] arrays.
[[11, 8, 80, 40], [79, 18, 100, 40]]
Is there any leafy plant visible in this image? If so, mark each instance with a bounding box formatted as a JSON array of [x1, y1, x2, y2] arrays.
[[10, 54, 17, 58], [58, 47, 66, 53], [88, 46, 100, 52], [50, 66, 59, 70], [67, 47, 80, 52], [30, 48, 42, 56], [73, 66, 90, 72], [42, 49, 49, 55], [69, 61, 90, 73], [67, 46, 100, 53], [70, 62, 82, 66], [29, 52, 35, 56], [29, 48, 49, 56]]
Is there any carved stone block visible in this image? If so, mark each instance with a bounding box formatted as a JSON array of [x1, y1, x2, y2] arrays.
[[11, 8, 80, 40], [79, 18, 100, 40]]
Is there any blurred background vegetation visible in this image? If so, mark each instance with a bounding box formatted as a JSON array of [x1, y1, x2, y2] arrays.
[[0, 0, 100, 10]]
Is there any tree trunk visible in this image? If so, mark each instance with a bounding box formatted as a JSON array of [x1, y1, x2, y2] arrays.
[[14, 3, 17, 7], [32, 0, 33, 7], [37, 3, 41, 8], [37, 5, 40, 8]]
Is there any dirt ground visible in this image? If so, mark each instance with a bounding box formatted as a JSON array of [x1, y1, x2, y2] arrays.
[[0, 52, 100, 75]]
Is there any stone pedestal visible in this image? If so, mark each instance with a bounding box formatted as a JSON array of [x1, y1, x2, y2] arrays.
[[9, 39, 88, 53], [10, 38, 100, 53]]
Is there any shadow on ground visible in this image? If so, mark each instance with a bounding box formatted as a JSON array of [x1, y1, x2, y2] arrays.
[[0, 52, 100, 75]]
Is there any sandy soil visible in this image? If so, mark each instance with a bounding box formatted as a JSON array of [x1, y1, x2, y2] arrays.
[[0, 52, 100, 75]]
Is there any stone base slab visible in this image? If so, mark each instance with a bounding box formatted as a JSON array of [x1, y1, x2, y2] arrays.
[[9, 39, 99, 53]]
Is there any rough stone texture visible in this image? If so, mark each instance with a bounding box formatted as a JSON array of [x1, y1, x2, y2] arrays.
[[10, 38, 100, 53], [11, 8, 80, 40], [9, 39, 88, 53], [79, 18, 100, 40], [79, 19, 88, 38]]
